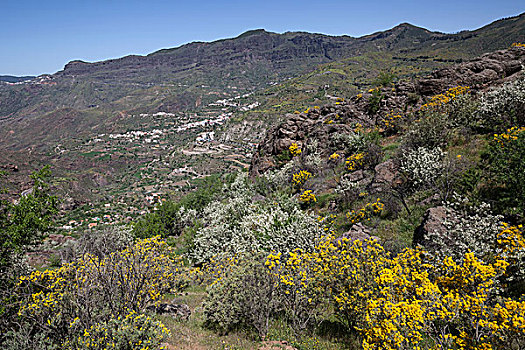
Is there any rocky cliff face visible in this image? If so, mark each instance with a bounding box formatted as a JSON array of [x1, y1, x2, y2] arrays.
[[250, 46, 525, 176], [415, 48, 525, 95], [56, 30, 362, 81]]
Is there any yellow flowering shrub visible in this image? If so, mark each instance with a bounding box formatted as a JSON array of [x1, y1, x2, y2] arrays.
[[329, 152, 341, 161], [346, 152, 366, 171], [64, 311, 171, 350], [289, 143, 302, 157], [299, 190, 317, 204], [420, 86, 470, 111], [262, 223, 525, 349], [190, 254, 240, 287], [380, 113, 403, 133], [493, 126, 525, 146], [291, 170, 311, 187], [16, 236, 186, 347], [266, 249, 324, 333], [265, 236, 388, 331], [317, 214, 337, 233], [313, 236, 389, 328], [346, 198, 384, 224], [358, 227, 525, 349]]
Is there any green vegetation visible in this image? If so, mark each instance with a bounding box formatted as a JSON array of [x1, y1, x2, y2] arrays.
[[2, 24, 525, 349], [0, 166, 58, 345]]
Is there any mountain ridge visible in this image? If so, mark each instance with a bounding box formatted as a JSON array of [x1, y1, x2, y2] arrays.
[[0, 12, 525, 209]]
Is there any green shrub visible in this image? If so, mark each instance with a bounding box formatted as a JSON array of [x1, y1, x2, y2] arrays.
[[133, 201, 196, 238], [367, 88, 383, 115], [203, 253, 277, 339], [0, 166, 58, 343], [132, 174, 228, 239], [484, 127, 525, 220], [372, 71, 396, 87], [64, 312, 170, 350], [404, 111, 449, 150]]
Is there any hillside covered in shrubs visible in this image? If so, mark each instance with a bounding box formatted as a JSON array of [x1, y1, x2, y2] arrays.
[[1, 46, 525, 349]]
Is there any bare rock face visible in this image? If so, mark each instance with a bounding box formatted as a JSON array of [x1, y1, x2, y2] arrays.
[[336, 223, 380, 245], [371, 159, 401, 193], [413, 206, 447, 248], [415, 47, 525, 95]]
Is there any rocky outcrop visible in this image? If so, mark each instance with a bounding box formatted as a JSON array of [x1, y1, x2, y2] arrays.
[[341, 223, 379, 242], [249, 103, 371, 176], [415, 47, 525, 95], [371, 159, 401, 193], [250, 47, 525, 176], [413, 206, 447, 248], [146, 303, 191, 321]]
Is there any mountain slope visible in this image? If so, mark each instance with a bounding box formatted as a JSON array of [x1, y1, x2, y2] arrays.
[[2, 13, 524, 123], [0, 13, 525, 210], [0, 75, 35, 83]]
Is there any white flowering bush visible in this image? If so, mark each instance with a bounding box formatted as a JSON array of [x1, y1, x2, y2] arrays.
[[302, 139, 323, 172], [335, 175, 359, 196], [262, 158, 298, 190], [330, 131, 368, 155], [334, 173, 362, 206], [478, 73, 525, 129], [189, 174, 323, 264], [400, 146, 446, 188], [425, 195, 504, 262]]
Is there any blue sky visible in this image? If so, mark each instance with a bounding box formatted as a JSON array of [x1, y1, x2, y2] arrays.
[[1, 0, 524, 76]]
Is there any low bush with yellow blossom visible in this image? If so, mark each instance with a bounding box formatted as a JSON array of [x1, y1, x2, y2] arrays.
[[262, 223, 525, 349], [291, 170, 311, 188], [420, 86, 470, 111], [64, 311, 171, 350], [379, 112, 403, 134], [299, 189, 317, 204], [346, 198, 384, 225], [345, 152, 366, 171], [289, 143, 302, 157], [13, 236, 186, 349]]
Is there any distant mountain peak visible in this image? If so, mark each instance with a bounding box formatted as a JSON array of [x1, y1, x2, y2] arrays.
[[236, 29, 272, 38]]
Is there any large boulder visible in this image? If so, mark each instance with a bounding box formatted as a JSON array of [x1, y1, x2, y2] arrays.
[[413, 206, 447, 248], [371, 159, 401, 193], [146, 303, 191, 321]]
